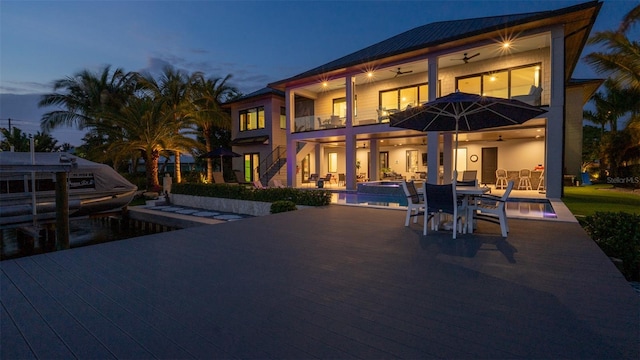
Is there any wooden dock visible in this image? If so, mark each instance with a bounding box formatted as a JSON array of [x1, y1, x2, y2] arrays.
[[1, 205, 638, 359]]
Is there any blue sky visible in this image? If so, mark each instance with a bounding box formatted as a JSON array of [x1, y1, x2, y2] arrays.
[[0, 0, 637, 145]]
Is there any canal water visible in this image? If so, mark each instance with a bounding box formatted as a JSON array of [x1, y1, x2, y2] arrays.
[[1, 217, 156, 261]]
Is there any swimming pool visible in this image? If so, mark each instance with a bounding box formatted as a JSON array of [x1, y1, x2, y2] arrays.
[[331, 192, 557, 219]]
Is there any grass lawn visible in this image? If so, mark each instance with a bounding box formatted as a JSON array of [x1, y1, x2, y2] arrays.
[[562, 184, 640, 218]]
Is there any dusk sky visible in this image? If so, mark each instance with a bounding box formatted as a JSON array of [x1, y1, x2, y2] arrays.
[[1, 0, 637, 145]]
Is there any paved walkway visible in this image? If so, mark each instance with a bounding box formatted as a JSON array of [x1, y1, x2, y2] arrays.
[[1, 205, 638, 359]]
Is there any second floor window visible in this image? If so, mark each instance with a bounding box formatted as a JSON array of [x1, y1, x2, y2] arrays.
[[456, 63, 541, 99], [380, 83, 428, 111], [280, 107, 286, 129], [239, 106, 265, 131]]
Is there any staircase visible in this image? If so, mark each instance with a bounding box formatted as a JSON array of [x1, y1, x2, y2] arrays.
[[257, 146, 287, 186]]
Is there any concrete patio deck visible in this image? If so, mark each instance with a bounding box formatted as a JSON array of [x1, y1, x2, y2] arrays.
[[1, 205, 638, 359]]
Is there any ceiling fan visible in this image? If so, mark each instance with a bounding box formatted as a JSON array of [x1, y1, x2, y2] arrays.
[[452, 52, 480, 63], [391, 67, 413, 77]]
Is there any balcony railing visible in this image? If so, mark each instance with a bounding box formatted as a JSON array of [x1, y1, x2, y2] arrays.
[[293, 108, 396, 133]]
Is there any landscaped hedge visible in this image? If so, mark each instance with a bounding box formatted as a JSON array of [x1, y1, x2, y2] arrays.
[[271, 200, 298, 214], [171, 183, 332, 207], [581, 211, 640, 281]]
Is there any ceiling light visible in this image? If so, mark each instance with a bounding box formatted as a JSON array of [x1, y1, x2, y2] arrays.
[[322, 82, 328, 87], [367, 72, 374, 78], [502, 42, 511, 48]]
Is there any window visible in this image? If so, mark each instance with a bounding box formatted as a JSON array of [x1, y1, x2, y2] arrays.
[[279, 107, 286, 129], [333, 98, 346, 118], [456, 64, 541, 99], [379, 83, 428, 111], [333, 96, 356, 118], [379, 151, 389, 171], [328, 152, 338, 173], [243, 153, 260, 181], [406, 150, 418, 172], [239, 106, 265, 131]]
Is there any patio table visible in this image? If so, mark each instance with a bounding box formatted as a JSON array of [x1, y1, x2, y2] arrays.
[[457, 185, 491, 233]]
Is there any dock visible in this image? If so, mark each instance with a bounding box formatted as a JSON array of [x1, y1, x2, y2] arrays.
[[1, 205, 638, 358]]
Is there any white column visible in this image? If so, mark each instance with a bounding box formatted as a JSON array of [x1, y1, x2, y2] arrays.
[[427, 57, 440, 184], [546, 26, 565, 198], [345, 75, 356, 189], [286, 89, 296, 187], [370, 140, 379, 181]]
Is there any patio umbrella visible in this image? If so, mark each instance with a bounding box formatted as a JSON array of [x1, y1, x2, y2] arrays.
[[389, 91, 547, 176], [200, 147, 241, 178]]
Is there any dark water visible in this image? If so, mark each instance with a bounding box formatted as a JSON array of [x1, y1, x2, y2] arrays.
[[1, 217, 158, 261]]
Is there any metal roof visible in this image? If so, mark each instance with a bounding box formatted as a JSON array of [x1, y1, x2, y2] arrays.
[[225, 87, 284, 105], [269, 1, 601, 88]]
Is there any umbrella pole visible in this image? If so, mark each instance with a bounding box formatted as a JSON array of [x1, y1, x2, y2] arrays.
[[453, 116, 459, 181]]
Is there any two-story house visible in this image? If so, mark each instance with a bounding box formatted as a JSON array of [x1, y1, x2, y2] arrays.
[[230, 1, 602, 198]]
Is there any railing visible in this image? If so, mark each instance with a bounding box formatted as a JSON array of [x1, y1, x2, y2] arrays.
[[256, 146, 287, 185], [293, 108, 397, 133]]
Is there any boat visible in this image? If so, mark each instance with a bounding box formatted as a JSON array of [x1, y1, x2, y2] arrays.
[[0, 152, 138, 226]]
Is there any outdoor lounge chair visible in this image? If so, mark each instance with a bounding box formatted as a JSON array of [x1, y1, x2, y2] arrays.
[[253, 180, 267, 189], [469, 180, 514, 237], [234, 170, 251, 185], [272, 179, 286, 188], [212, 172, 226, 184]]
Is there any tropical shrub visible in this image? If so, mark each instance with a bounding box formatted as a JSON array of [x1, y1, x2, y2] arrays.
[[270, 201, 297, 214], [581, 211, 640, 281], [171, 183, 332, 206]]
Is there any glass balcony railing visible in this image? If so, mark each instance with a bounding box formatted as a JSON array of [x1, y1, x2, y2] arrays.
[[293, 108, 398, 132], [293, 114, 345, 132]]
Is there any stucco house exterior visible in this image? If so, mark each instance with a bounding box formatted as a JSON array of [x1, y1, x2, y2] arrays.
[[228, 1, 602, 198]]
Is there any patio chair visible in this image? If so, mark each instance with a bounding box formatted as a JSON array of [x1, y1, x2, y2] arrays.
[[424, 180, 465, 238], [308, 173, 319, 187], [469, 180, 514, 237], [338, 173, 345, 186], [518, 168, 532, 190], [401, 180, 428, 232], [323, 173, 333, 186], [462, 170, 477, 182], [495, 169, 508, 189]]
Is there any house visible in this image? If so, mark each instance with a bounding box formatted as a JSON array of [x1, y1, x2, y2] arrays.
[[230, 1, 603, 198]]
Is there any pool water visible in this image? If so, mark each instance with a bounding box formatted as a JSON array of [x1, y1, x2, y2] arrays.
[[331, 192, 557, 219]]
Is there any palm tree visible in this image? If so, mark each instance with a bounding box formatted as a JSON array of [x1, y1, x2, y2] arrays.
[[584, 4, 640, 91], [38, 65, 137, 132], [95, 96, 200, 189], [190, 74, 239, 182], [0, 127, 61, 152], [137, 66, 199, 184]]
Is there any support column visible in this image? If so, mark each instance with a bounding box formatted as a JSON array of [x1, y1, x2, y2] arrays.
[[369, 140, 379, 182], [546, 26, 565, 198], [345, 75, 356, 189], [427, 56, 440, 184], [286, 89, 296, 187], [345, 135, 357, 190]]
